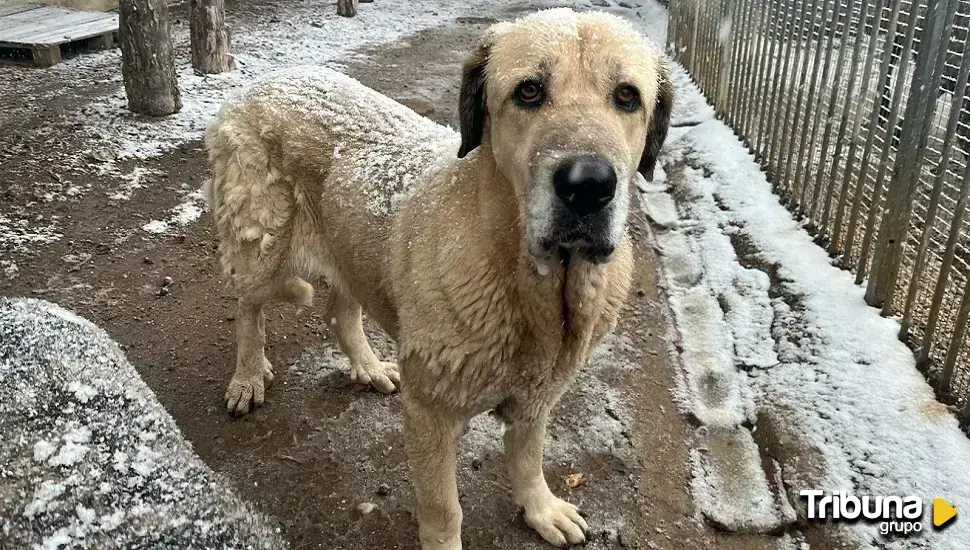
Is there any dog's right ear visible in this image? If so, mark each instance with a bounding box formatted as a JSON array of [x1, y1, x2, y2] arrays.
[[457, 43, 489, 159]]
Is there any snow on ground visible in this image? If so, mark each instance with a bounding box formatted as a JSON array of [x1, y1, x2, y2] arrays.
[[646, 67, 970, 548], [0, 298, 286, 549]]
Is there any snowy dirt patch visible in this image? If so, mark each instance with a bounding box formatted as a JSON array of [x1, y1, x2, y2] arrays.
[[285, 324, 648, 548], [0, 298, 285, 549], [647, 70, 970, 548]]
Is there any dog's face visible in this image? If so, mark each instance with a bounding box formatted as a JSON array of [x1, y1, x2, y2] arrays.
[[458, 9, 672, 267]]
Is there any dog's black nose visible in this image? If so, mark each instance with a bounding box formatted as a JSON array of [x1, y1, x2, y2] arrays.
[[553, 155, 617, 215]]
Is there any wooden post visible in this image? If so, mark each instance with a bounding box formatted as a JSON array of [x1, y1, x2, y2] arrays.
[[337, 0, 358, 17], [30, 45, 61, 68], [190, 0, 235, 74], [119, 0, 181, 116]]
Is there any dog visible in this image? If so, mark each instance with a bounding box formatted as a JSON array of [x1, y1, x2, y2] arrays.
[[205, 8, 672, 549]]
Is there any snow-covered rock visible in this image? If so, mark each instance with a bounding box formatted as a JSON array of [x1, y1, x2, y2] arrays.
[[0, 298, 286, 549]]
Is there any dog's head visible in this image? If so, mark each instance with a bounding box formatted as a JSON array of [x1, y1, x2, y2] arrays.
[[458, 9, 672, 266]]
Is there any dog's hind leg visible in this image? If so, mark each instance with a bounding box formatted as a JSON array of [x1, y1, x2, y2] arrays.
[[226, 274, 309, 415], [226, 294, 274, 416], [324, 289, 400, 394]]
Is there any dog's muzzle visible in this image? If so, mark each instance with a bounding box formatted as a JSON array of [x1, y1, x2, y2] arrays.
[[540, 154, 619, 264]]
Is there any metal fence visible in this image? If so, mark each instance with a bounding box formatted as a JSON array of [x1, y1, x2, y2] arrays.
[[668, 0, 970, 427]]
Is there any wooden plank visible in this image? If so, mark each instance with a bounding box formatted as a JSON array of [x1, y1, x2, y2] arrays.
[[0, 10, 103, 37], [0, 3, 44, 18], [0, 12, 116, 45], [4, 6, 76, 22], [21, 17, 116, 45]]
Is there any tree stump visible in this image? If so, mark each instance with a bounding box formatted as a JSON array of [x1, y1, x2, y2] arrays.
[[119, 0, 181, 116], [337, 0, 358, 17], [190, 0, 235, 74]]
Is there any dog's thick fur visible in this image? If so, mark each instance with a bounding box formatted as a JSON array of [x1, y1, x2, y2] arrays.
[[205, 9, 671, 549]]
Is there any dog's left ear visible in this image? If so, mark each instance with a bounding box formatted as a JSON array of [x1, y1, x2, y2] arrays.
[[457, 43, 489, 159], [638, 59, 674, 181]]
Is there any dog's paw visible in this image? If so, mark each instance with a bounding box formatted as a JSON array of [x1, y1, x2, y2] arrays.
[[225, 358, 274, 416], [523, 494, 588, 547], [349, 360, 401, 394]]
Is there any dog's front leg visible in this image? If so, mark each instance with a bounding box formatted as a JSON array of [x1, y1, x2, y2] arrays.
[[404, 395, 464, 550], [504, 413, 588, 547]]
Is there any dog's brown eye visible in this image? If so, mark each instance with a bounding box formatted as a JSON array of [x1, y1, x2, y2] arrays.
[[614, 85, 641, 111], [515, 81, 544, 107]]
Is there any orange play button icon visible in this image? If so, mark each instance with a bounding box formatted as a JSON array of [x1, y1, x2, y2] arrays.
[[933, 498, 957, 528]]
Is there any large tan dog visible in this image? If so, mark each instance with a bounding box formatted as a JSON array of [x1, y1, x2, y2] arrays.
[[205, 8, 671, 549]]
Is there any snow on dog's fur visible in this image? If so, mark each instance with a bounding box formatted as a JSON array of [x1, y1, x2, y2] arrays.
[[205, 9, 671, 549]]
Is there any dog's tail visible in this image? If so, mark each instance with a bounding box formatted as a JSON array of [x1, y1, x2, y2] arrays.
[[204, 105, 296, 288]]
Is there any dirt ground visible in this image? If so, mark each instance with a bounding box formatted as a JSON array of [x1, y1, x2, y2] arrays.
[[0, 2, 798, 549]]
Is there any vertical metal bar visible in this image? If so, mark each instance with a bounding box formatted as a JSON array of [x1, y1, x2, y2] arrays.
[[779, 0, 825, 196], [902, 39, 970, 335], [797, 0, 848, 214], [941, 267, 970, 392], [716, 0, 737, 116], [793, 0, 837, 210], [810, 0, 858, 223], [694, 0, 708, 91], [734, 0, 762, 129], [866, 0, 957, 311], [725, 0, 750, 124], [724, 0, 749, 124], [781, 0, 827, 195], [690, 0, 702, 74], [755, 0, 788, 159], [749, 0, 784, 147], [709, 0, 724, 96], [855, 1, 926, 286], [740, 0, 773, 142], [772, 0, 817, 183], [823, 0, 884, 244], [841, 1, 904, 267], [763, 0, 801, 168], [919, 92, 970, 367]]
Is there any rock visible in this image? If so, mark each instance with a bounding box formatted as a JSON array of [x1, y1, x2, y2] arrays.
[[357, 502, 377, 515], [591, 0, 610, 6], [0, 299, 285, 549], [377, 483, 390, 496]]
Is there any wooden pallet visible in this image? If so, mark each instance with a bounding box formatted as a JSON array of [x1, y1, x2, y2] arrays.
[[0, 3, 118, 67]]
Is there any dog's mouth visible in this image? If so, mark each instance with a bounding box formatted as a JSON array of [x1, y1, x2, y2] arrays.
[[535, 240, 615, 271]]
